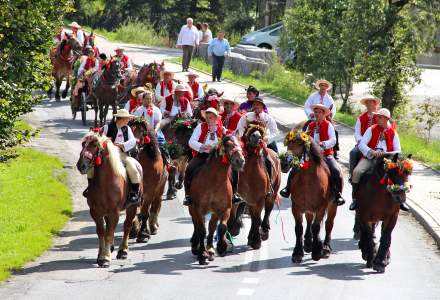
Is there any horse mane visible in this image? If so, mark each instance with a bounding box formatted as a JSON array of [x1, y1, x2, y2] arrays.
[[293, 120, 308, 132], [307, 139, 326, 167], [244, 120, 267, 141], [129, 118, 160, 160], [82, 132, 127, 179]]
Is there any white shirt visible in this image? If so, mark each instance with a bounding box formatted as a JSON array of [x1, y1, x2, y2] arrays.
[[189, 123, 226, 153], [177, 25, 200, 46], [133, 105, 162, 129], [358, 127, 401, 159], [236, 112, 278, 144], [304, 92, 337, 119], [307, 122, 336, 151], [102, 124, 136, 153], [155, 81, 176, 104], [77, 58, 99, 76], [202, 29, 213, 43], [62, 30, 85, 47], [160, 96, 193, 118]]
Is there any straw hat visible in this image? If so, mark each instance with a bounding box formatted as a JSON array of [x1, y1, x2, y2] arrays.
[[115, 46, 125, 51], [202, 107, 220, 119], [113, 109, 134, 118], [360, 95, 380, 106], [185, 71, 199, 78], [314, 79, 332, 91], [174, 84, 188, 92], [131, 86, 146, 97], [375, 108, 391, 119], [69, 22, 81, 29], [312, 103, 330, 114], [221, 96, 240, 107], [163, 70, 174, 76]]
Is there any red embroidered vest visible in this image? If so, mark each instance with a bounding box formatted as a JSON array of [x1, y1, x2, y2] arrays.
[[121, 55, 129, 69], [128, 99, 137, 113], [189, 81, 199, 99], [367, 124, 395, 152], [164, 95, 189, 113], [84, 57, 96, 71], [308, 119, 334, 156], [160, 81, 174, 97], [220, 111, 242, 132], [359, 112, 378, 136]]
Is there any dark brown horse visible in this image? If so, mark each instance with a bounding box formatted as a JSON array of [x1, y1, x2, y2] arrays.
[[228, 121, 281, 249], [283, 129, 338, 263], [161, 117, 198, 199], [136, 61, 164, 87], [93, 59, 122, 126], [76, 132, 141, 267], [50, 34, 82, 101], [129, 118, 168, 242], [357, 154, 413, 273], [189, 135, 245, 265]]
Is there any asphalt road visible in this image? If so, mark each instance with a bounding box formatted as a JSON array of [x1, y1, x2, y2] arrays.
[[1, 40, 440, 300]]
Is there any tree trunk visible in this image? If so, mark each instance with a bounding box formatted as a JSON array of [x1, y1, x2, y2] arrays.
[[285, 0, 294, 10], [382, 79, 396, 115]]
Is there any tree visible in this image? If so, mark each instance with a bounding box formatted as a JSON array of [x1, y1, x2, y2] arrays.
[[0, 0, 73, 148], [414, 98, 440, 143]]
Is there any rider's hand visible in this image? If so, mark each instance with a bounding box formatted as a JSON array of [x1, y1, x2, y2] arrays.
[[115, 143, 124, 151], [373, 150, 383, 158], [201, 145, 212, 153]]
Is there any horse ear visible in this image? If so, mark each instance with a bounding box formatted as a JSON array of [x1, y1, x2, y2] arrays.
[[407, 154, 412, 159], [219, 91, 224, 97], [161, 61, 165, 66], [392, 153, 399, 162]]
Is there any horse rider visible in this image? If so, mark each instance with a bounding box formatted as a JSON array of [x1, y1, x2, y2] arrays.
[[183, 107, 244, 206], [133, 90, 171, 165], [83, 109, 141, 207], [73, 46, 98, 97], [349, 95, 380, 182], [238, 85, 268, 113], [349, 108, 409, 211], [220, 96, 242, 133], [186, 71, 204, 101], [125, 86, 147, 113], [155, 70, 176, 106], [236, 97, 278, 186], [98, 53, 109, 73], [62, 22, 85, 47], [114, 46, 133, 73], [84, 32, 99, 57], [160, 84, 193, 126]]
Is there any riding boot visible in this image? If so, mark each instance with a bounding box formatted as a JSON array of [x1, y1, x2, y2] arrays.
[[160, 145, 171, 167], [127, 183, 140, 207], [231, 170, 244, 204], [280, 170, 294, 199], [333, 178, 345, 206], [82, 179, 93, 198], [183, 180, 192, 206], [349, 183, 359, 211], [400, 202, 410, 212]]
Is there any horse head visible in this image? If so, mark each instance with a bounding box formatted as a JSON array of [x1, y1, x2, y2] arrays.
[[77, 131, 106, 175], [219, 135, 245, 171], [279, 151, 294, 173], [284, 129, 311, 157], [107, 59, 122, 81], [380, 153, 414, 204], [67, 35, 83, 56], [244, 121, 267, 149], [129, 117, 159, 159]]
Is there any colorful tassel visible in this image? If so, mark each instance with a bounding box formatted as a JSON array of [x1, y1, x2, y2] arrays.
[[95, 156, 102, 166], [143, 135, 151, 144]]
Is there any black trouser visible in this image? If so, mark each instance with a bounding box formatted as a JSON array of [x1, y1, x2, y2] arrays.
[[349, 145, 362, 180], [212, 54, 225, 81], [324, 156, 343, 196], [182, 45, 194, 70], [267, 141, 279, 154]]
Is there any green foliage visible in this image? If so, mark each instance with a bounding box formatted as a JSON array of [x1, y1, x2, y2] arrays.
[[414, 98, 440, 143], [0, 148, 72, 281], [0, 0, 72, 149]]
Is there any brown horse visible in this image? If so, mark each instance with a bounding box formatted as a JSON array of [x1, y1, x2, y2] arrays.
[[189, 135, 245, 265], [283, 129, 338, 263], [228, 121, 281, 249], [50, 34, 82, 101], [76, 132, 141, 267], [129, 118, 168, 242], [93, 59, 122, 126], [161, 117, 198, 199], [357, 154, 413, 273], [136, 61, 164, 87]]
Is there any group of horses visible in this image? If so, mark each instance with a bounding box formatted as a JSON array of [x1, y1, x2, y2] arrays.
[[49, 33, 164, 126], [77, 110, 413, 273]]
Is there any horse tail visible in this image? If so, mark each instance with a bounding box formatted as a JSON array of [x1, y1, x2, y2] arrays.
[[106, 141, 127, 179]]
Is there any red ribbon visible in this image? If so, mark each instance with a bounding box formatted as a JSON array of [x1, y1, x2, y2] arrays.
[[221, 155, 229, 165], [95, 156, 102, 166], [301, 160, 310, 170], [143, 135, 151, 144]]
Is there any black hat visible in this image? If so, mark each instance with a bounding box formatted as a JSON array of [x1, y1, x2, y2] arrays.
[[99, 53, 107, 60], [246, 85, 259, 96], [207, 88, 219, 96], [253, 96, 265, 104]]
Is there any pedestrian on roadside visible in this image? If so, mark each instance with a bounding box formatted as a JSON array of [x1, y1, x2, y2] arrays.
[[177, 18, 200, 72], [208, 30, 231, 82], [201, 23, 213, 43]]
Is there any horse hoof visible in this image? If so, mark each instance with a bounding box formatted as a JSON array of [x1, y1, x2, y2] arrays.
[[207, 248, 216, 261], [166, 192, 177, 200], [247, 239, 261, 250], [136, 234, 150, 243], [55, 96, 61, 102], [116, 250, 128, 260], [304, 241, 313, 253], [321, 247, 331, 259], [175, 182, 183, 190], [97, 258, 110, 268], [62, 92, 68, 99], [291, 255, 303, 263], [372, 262, 386, 273], [191, 247, 199, 256], [353, 231, 361, 240], [198, 258, 208, 265], [366, 260, 373, 268], [110, 245, 115, 253], [216, 241, 228, 257], [259, 229, 269, 241]]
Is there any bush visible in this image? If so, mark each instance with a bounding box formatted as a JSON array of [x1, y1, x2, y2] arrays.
[[113, 20, 170, 47]]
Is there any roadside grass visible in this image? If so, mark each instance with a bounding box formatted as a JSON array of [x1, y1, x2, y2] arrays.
[[171, 56, 440, 170], [64, 19, 170, 47], [0, 146, 72, 281]]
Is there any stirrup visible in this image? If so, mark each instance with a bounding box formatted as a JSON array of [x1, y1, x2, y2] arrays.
[[279, 187, 290, 198], [349, 200, 357, 211], [183, 195, 192, 206], [82, 187, 88, 198], [233, 193, 245, 204]]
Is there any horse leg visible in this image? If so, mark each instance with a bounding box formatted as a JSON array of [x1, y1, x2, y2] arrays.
[[117, 205, 137, 259], [322, 202, 338, 258], [192, 210, 208, 265], [311, 208, 326, 261], [102, 104, 110, 126], [136, 194, 151, 243], [373, 215, 397, 273], [206, 214, 218, 261], [148, 194, 162, 235], [166, 163, 177, 199], [247, 205, 263, 250], [62, 75, 70, 99], [55, 78, 62, 101], [101, 213, 119, 268], [227, 202, 245, 237], [358, 221, 376, 268], [353, 210, 361, 240], [175, 158, 188, 190], [291, 208, 304, 263], [47, 81, 53, 99], [190, 215, 200, 256], [217, 209, 231, 257], [303, 212, 313, 253], [90, 209, 105, 266], [260, 197, 275, 241]]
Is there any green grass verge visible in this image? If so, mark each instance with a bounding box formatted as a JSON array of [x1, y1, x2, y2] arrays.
[[64, 19, 170, 47], [0, 147, 72, 281], [400, 133, 440, 171]]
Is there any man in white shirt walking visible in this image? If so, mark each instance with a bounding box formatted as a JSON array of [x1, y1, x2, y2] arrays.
[[177, 18, 200, 72]]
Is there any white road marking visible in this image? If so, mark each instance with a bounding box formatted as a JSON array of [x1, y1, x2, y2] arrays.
[[237, 288, 255, 296]]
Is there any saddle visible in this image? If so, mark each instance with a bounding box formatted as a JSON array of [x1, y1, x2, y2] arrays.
[[358, 158, 381, 187]]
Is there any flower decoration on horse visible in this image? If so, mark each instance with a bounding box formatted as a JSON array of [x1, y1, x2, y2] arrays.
[[284, 129, 312, 151], [171, 117, 195, 131], [381, 156, 414, 193]]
